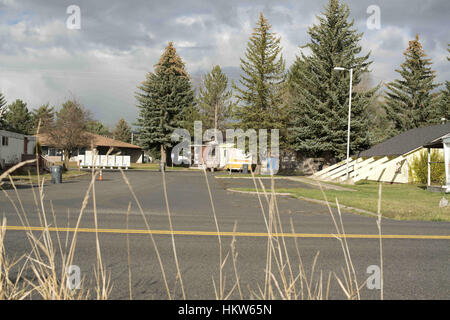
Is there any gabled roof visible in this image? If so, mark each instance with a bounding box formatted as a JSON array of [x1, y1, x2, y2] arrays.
[[358, 123, 450, 158], [423, 132, 450, 148], [37, 132, 141, 150], [86, 132, 141, 149]]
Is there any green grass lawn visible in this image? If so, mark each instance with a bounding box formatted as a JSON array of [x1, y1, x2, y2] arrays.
[[235, 180, 450, 222], [52, 161, 80, 169]]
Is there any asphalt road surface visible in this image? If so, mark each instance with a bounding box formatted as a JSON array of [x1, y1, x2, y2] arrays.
[[1, 170, 449, 299]]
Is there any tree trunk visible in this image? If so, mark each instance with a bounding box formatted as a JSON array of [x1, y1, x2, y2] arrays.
[[214, 101, 218, 142], [214, 103, 218, 129], [63, 149, 70, 171], [160, 144, 166, 172], [166, 146, 173, 167]]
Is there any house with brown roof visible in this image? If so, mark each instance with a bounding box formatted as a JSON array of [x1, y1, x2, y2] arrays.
[[37, 132, 143, 164]]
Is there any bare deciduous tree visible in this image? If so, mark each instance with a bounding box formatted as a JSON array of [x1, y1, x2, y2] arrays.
[[43, 100, 91, 170]]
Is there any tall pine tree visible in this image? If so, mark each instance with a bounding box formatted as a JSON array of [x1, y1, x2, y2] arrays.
[[233, 12, 286, 134], [0, 92, 6, 129], [135, 42, 195, 167], [32, 103, 55, 133], [437, 45, 449, 121], [197, 65, 233, 133], [384, 34, 441, 134], [4, 99, 33, 134], [288, 0, 376, 161], [113, 118, 132, 143], [85, 120, 111, 136]]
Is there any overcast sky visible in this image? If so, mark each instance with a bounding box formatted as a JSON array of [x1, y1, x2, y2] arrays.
[[1, 0, 449, 127]]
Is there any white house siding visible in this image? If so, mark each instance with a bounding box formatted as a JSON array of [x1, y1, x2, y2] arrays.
[[315, 148, 444, 184], [353, 148, 443, 183], [358, 155, 409, 183], [0, 130, 37, 168]]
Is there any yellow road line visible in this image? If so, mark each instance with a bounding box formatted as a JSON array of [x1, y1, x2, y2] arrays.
[[3, 226, 450, 240]]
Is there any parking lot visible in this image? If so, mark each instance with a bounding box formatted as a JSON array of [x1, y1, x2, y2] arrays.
[[1, 170, 449, 299]]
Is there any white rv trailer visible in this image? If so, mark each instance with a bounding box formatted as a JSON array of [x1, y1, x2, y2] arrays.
[[203, 142, 252, 171], [0, 130, 36, 169]]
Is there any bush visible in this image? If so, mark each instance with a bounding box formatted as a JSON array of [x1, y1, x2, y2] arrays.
[[409, 149, 445, 184]]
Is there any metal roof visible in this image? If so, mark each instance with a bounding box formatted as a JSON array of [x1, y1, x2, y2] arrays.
[[358, 123, 450, 158]]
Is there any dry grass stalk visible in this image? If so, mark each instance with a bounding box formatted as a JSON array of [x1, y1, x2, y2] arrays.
[[247, 168, 325, 300], [0, 142, 386, 301], [119, 168, 171, 299], [125, 202, 133, 300], [91, 164, 112, 300], [0, 217, 31, 300], [377, 183, 384, 300], [202, 165, 225, 299], [160, 168, 186, 299], [0, 144, 111, 299]]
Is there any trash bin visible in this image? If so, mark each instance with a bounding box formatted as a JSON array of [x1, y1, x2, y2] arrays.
[[242, 164, 249, 174], [50, 165, 62, 184]]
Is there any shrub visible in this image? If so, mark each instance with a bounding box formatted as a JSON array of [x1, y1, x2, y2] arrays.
[[409, 149, 445, 184]]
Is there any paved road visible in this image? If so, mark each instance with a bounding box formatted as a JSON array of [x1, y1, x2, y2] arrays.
[[1, 171, 449, 299]]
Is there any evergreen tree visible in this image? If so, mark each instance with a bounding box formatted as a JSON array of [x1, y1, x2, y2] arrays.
[[384, 34, 441, 134], [85, 120, 110, 136], [135, 42, 195, 167], [233, 12, 286, 134], [113, 118, 131, 143], [288, 0, 376, 161], [437, 45, 449, 121], [197, 65, 233, 132], [32, 103, 55, 133], [4, 99, 33, 134], [0, 92, 7, 129], [368, 96, 391, 144], [439, 85, 449, 121], [357, 74, 389, 145], [181, 101, 201, 137]]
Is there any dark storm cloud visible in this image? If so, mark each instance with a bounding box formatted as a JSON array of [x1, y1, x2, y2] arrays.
[[0, 0, 448, 126]]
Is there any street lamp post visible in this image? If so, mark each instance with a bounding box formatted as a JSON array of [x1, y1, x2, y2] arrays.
[[334, 67, 353, 182]]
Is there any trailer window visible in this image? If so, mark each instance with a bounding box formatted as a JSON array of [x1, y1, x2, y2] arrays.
[[1, 136, 8, 146]]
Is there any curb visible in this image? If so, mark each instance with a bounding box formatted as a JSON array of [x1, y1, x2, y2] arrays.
[[215, 175, 355, 191], [226, 188, 380, 219], [215, 176, 284, 179], [227, 188, 293, 196], [3, 172, 90, 186]]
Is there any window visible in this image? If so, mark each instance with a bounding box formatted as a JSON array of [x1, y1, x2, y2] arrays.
[[1, 136, 8, 146]]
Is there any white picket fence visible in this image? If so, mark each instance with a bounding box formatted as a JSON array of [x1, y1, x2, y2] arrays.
[[77, 151, 130, 169]]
